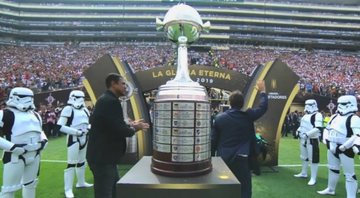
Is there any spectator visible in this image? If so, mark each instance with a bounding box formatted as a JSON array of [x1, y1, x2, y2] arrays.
[[44, 106, 57, 137], [0, 45, 359, 100]]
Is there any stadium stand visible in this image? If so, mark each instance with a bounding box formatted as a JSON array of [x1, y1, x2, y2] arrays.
[[0, 0, 358, 102], [0, 0, 359, 50]]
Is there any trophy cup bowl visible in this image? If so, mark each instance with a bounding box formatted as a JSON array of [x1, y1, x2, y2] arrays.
[[152, 4, 212, 177], [156, 4, 210, 44]]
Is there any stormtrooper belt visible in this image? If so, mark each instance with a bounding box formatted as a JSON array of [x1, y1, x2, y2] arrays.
[[22, 143, 42, 152]]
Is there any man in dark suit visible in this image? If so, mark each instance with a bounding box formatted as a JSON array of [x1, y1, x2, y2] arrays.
[[211, 80, 268, 198], [86, 73, 149, 198]]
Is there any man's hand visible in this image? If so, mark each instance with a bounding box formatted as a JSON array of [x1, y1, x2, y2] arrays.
[[329, 146, 337, 154], [131, 119, 150, 132], [76, 130, 85, 136], [10, 144, 26, 155], [256, 80, 266, 93], [300, 133, 308, 139], [322, 129, 329, 144], [81, 128, 89, 135], [38, 139, 48, 151], [339, 145, 346, 152], [353, 146, 360, 154]]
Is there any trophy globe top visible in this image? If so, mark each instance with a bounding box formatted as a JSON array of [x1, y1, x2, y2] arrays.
[[156, 4, 210, 44]]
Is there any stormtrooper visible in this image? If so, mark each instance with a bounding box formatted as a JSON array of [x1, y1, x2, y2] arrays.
[[0, 87, 48, 198], [318, 95, 360, 198], [56, 90, 92, 198], [294, 99, 323, 185]]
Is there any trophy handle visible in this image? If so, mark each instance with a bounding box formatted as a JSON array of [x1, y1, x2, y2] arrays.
[[120, 81, 138, 154], [120, 81, 134, 101]]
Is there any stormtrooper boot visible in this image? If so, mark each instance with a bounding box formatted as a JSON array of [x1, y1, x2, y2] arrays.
[[345, 176, 358, 198], [75, 166, 93, 188], [22, 186, 35, 198], [308, 163, 318, 186], [294, 160, 308, 178], [317, 169, 339, 196], [0, 191, 15, 198], [64, 168, 75, 198], [22, 180, 38, 198]]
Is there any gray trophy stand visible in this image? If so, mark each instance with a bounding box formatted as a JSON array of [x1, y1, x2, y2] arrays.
[[117, 156, 241, 198]]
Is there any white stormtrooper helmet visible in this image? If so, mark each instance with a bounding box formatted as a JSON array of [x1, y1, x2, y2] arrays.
[[6, 87, 35, 111], [337, 95, 358, 115], [304, 99, 318, 114], [68, 90, 85, 109]]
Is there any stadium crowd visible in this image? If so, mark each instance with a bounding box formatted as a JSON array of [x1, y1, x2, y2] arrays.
[[0, 44, 359, 101]]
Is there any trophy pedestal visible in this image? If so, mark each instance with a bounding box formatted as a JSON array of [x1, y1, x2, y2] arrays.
[[117, 156, 241, 198]]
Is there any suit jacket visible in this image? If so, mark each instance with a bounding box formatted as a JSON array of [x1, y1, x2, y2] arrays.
[[86, 90, 135, 165], [211, 93, 268, 164]]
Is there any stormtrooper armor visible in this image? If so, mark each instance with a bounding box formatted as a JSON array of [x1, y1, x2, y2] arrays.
[[294, 99, 323, 186], [318, 95, 360, 198], [6, 87, 35, 112], [56, 90, 92, 198], [337, 95, 358, 116], [67, 90, 86, 109], [0, 87, 48, 198]]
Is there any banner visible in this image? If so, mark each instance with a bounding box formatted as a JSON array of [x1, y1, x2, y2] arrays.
[[83, 54, 152, 161], [84, 54, 300, 166], [243, 59, 299, 166], [135, 65, 250, 92], [34, 88, 77, 107]]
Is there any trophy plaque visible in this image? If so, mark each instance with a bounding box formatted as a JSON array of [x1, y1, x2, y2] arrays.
[[151, 4, 212, 177]]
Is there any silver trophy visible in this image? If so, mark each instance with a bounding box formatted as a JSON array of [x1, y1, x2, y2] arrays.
[[152, 4, 212, 177], [119, 81, 138, 155]]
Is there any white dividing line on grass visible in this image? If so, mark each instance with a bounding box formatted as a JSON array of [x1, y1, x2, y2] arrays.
[[279, 164, 360, 167], [41, 159, 67, 163], [39, 160, 360, 167], [0, 159, 67, 163], [3, 159, 360, 167]]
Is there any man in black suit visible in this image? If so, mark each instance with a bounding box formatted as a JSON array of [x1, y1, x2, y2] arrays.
[[211, 80, 268, 198], [86, 73, 149, 198]]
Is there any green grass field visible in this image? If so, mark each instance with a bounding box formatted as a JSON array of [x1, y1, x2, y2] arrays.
[[253, 136, 360, 198], [1, 136, 360, 198]]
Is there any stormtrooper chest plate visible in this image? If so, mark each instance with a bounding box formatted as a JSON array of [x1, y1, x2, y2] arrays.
[[328, 115, 350, 139], [11, 111, 42, 137], [70, 108, 89, 128], [299, 114, 314, 133]]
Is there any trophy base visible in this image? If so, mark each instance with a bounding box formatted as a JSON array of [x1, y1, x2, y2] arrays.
[[151, 157, 212, 177], [117, 156, 241, 198]]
